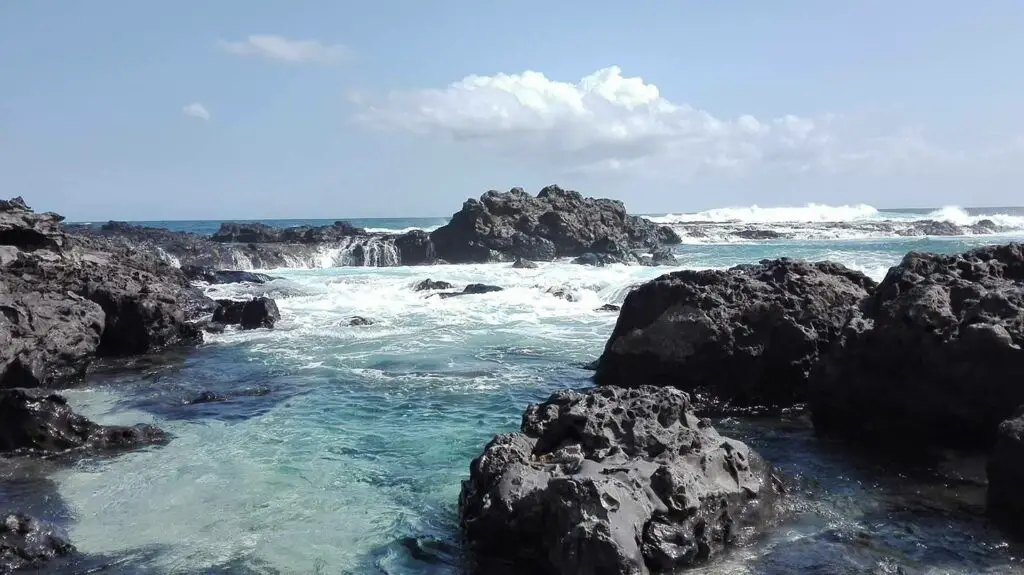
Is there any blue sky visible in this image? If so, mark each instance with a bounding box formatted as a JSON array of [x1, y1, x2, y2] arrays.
[[2, 1, 1023, 220]]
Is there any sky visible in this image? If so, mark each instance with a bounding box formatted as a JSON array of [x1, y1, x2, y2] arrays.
[[2, 1, 1023, 220]]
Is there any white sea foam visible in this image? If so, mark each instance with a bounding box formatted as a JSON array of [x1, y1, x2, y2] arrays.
[[649, 203, 881, 224], [363, 224, 444, 234]]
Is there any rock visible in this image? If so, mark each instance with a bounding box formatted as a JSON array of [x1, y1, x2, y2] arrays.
[[203, 322, 226, 334], [513, 258, 539, 269], [733, 229, 782, 241], [241, 297, 280, 330], [0, 388, 165, 454], [547, 287, 577, 302], [212, 300, 246, 325], [810, 244, 1024, 449], [0, 198, 212, 388], [414, 279, 454, 292], [988, 408, 1024, 534], [0, 513, 75, 573], [595, 259, 876, 409], [459, 386, 781, 574], [648, 248, 678, 266], [430, 186, 679, 263], [211, 297, 279, 330], [348, 316, 374, 326], [394, 230, 437, 266], [436, 284, 505, 299], [596, 304, 621, 312], [181, 265, 274, 284], [211, 221, 366, 244]]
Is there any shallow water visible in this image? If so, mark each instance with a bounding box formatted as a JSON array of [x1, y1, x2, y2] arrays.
[[9, 222, 1024, 573]]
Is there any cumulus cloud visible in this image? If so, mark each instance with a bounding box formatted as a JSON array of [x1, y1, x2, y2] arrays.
[[219, 35, 351, 65], [355, 66, 969, 178], [182, 102, 210, 121]]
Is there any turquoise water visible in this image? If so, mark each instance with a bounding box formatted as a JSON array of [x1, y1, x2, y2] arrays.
[[17, 206, 1024, 573]]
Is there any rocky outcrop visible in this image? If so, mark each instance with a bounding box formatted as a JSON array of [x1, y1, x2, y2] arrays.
[[394, 230, 438, 266], [459, 386, 781, 574], [810, 244, 1024, 449], [436, 284, 504, 299], [212, 298, 280, 330], [0, 513, 75, 573], [988, 408, 1024, 534], [595, 259, 876, 409], [181, 266, 274, 284], [211, 221, 365, 244], [430, 186, 680, 264], [0, 388, 165, 454], [1, 199, 211, 388], [414, 279, 453, 291]]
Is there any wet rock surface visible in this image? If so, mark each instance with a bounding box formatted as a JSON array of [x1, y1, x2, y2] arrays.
[[181, 265, 274, 285], [430, 185, 680, 263], [810, 244, 1024, 449], [0, 388, 165, 455], [459, 386, 781, 574], [0, 512, 75, 573], [988, 408, 1024, 534], [436, 284, 504, 299], [1, 199, 211, 389], [595, 259, 875, 409], [413, 279, 453, 291], [212, 298, 280, 330]]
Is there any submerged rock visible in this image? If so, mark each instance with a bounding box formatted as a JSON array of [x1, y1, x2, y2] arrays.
[[646, 248, 679, 267], [988, 408, 1024, 534], [595, 259, 875, 409], [181, 265, 274, 285], [348, 316, 374, 326], [512, 258, 538, 269], [430, 185, 679, 263], [413, 279, 453, 292], [596, 304, 621, 312], [459, 386, 781, 574], [546, 287, 577, 302], [437, 284, 504, 299], [0, 513, 75, 573], [810, 244, 1024, 449], [0, 388, 165, 454]]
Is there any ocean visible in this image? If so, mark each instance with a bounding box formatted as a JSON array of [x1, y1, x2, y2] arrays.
[[25, 204, 1024, 573]]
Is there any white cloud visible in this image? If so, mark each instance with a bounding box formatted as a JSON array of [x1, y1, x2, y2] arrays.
[[355, 66, 988, 179], [182, 102, 210, 121], [218, 35, 351, 65]]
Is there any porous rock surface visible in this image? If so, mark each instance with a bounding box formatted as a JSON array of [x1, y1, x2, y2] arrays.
[[595, 259, 875, 409], [460, 386, 780, 574]]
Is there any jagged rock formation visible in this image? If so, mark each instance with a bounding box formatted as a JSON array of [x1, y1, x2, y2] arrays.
[[1, 198, 211, 388], [0, 513, 76, 573], [810, 244, 1024, 449], [988, 408, 1024, 534], [460, 386, 781, 574], [430, 185, 681, 264], [595, 259, 875, 409]]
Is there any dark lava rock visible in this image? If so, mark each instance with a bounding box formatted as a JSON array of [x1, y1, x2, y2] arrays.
[[212, 298, 279, 330], [512, 258, 539, 269], [1, 198, 211, 388], [596, 304, 621, 312], [0, 513, 75, 573], [647, 248, 678, 266], [203, 321, 226, 334], [437, 284, 504, 299], [988, 408, 1024, 534], [810, 244, 1024, 449], [0, 388, 165, 454], [211, 221, 366, 244], [212, 300, 245, 325], [394, 230, 437, 266], [546, 287, 577, 302], [734, 229, 783, 241], [414, 279, 454, 292], [459, 386, 781, 574], [595, 259, 876, 409], [181, 265, 274, 285], [430, 185, 679, 263], [241, 297, 280, 330], [348, 316, 374, 326]]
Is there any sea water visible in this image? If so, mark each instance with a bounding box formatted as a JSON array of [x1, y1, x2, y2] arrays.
[[17, 205, 1024, 574]]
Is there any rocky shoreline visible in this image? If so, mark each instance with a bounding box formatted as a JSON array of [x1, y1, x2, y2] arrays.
[[3, 190, 1024, 573]]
